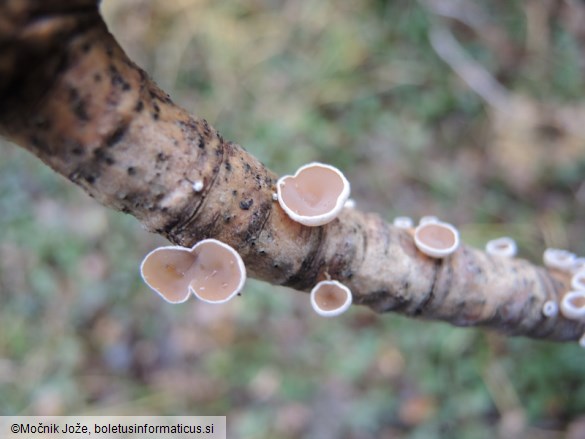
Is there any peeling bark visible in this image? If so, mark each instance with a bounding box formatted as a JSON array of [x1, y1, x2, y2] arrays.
[[0, 0, 582, 342]]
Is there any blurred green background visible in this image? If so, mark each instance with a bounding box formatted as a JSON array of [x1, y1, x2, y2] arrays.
[[1, 0, 585, 437]]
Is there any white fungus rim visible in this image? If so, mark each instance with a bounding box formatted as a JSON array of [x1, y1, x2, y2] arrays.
[[188, 238, 247, 304], [560, 291, 585, 320], [543, 248, 576, 272], [140, 245, 194, 304], [542, 300, 558, 318], [579, 333, 585, 349], [485, 237, 517, 258], [419, 215, 439, 225], [572, 257, 585, 274], [276, 162, 351, 227], [414, 221, 460, 258], [393, 216, 414, 229], [571, 270, 585, 291], [310, 280, 353, 317]]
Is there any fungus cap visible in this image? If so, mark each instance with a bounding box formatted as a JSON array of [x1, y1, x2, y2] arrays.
[[572, 270, 585, 291], [188, 239, 246, 304], [414, 221, 460, 258], [276, 162, 350, 227], [310, 280, 353, 317], [543, 248, 576, 272], [485, 237, 517, 258], [140, 245, 197, 304], [560, 291, 585, 320], [393, 216, 414, 229], [542, 300, 558, 318]]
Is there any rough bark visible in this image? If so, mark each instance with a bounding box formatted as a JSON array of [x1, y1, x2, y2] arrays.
[[0, 0, 582, 342]]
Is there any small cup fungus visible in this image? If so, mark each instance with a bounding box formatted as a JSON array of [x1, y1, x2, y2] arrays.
[[393, 216, 414, 229], [276, 162, 350, 227], [414, 221, 460, 258], [310, 280, 353, 317], [560, 291, 585, 320], [543, 248, 576, 272], [572, 270, 585, 291], [140, 246, 199, 304], [188, 239, 246, 304], [140, 239, 246, 304], [542, 300, 558, 318], [485, 237, 517, 258]]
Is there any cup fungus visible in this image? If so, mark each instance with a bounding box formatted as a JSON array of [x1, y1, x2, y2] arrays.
[[485, 237, 517, 258], [572, 270, 585, 291], [580, 333, 585, 349], [542, 300, 558, 318], [276, 162, 350, 227], [140, 246, 199, 304], [187, 239, 246, 304], [414, 221, 460, 258], [310, 280, 353, 317], [140, 239, 246, 304], [393, 216, 414, 229], [560, 291, 585, 320], [543, 248, 576, 272]]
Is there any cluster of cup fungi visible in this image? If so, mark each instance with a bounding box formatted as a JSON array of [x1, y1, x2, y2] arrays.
[[140, 163, 585, 344]]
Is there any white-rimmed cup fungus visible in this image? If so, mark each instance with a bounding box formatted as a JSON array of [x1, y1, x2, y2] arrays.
[[580, 333, 585, 349], [560, 291, 585, 320], [393, 216, 414, 229], [543, 248, 576, 272], [140, 245, 198, 304], [310, 280, 353, 317], [414, 221, 460, 258], [542, 300, 558, 318], [485, 237, 517, 258], [188, 239, 246, 304], [572, 270, 585, 291], [276, 162, 350, 227]]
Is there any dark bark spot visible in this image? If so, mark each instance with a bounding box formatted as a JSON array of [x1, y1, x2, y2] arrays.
[[232, 190, 238, 196], [109, 65, 130, 90], [84, 175, 96, 184], [134, 100, 144, 112], [127, 166, 136, 176], [105, 124, 128, 147], [225, 161, 232, 171], [244, 163, 251, 173], [240, 199, 253, 210], [93, 73, 102, 83], [197, 137, 205, 149], [69, 88, 89, 121], [156, 152, 169, 162], [82, 42, 91, 53]]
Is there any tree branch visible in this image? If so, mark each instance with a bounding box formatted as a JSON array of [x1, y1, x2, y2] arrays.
[[0, 0, 582, 342]]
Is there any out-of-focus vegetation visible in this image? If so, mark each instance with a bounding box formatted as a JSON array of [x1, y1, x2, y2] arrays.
[[1, 0, 585, 437]]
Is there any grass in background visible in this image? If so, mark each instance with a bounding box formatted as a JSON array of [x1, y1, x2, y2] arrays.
[[1, 0, 584, 438]]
